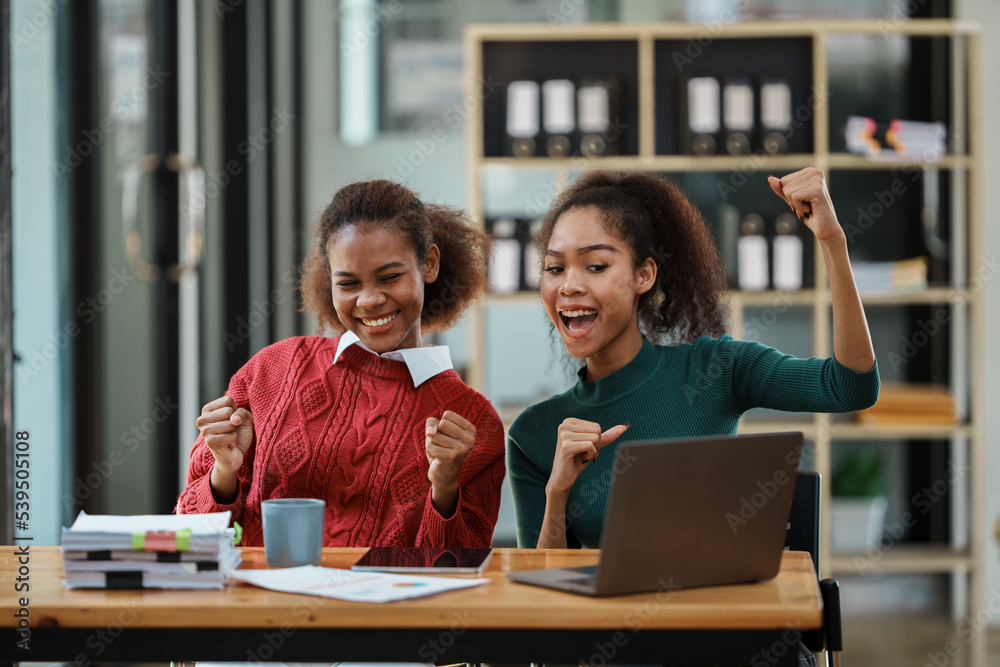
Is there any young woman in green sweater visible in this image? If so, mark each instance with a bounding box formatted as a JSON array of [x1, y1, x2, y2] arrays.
[[507, 167, 880, 550]]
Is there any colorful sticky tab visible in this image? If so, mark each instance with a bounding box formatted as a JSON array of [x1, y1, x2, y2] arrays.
[[130, 528, 194, 552]]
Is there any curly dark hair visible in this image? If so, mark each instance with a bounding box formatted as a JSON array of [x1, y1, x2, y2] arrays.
[[535, 171, 728, 344], [300, 179, 490, 334]]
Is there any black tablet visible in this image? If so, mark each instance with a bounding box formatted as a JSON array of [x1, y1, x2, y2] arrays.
[[351, 547, 494, 574]]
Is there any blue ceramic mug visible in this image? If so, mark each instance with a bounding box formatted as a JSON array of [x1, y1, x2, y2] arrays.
[[261, 498, 325, 567]]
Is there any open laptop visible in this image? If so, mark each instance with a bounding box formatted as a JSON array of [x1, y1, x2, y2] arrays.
[[507, 431, 803, 596]]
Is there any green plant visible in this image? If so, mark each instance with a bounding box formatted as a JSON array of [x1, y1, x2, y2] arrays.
[[831, 447, 884, 497]]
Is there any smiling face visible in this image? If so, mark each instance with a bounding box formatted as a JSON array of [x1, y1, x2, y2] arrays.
[[327, 223, 440, 353], [541, 206, 656, 379]]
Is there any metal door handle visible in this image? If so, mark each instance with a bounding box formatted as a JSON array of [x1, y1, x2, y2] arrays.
[[165, 154, 205, 281], [122, 154, 162, 282], [122, 153, 205, 283]]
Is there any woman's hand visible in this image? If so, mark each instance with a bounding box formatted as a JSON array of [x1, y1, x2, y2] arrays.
[[425, 410, 476, 517], [536, 418, 628, 548], [768, 169, 876, 373], [768, 168, 844, 243], [196, 396, 254, 502], [546, 418, 629, 496]]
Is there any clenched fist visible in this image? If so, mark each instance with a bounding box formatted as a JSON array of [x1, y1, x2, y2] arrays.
[[197, 395, 254, 502], [425, 410, 476, 517], [546, 418, 629, 496]]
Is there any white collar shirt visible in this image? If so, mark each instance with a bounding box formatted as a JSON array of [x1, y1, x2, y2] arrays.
[[333, 330, 454, 388]]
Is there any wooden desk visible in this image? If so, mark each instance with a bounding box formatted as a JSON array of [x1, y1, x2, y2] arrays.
[[0, 546, 821, 665]]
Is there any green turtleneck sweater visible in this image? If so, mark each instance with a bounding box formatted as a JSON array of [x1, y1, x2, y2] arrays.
[[506, 334, 880, 549]]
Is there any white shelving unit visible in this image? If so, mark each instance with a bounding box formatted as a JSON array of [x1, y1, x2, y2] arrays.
[[463, 19, 984, 667]]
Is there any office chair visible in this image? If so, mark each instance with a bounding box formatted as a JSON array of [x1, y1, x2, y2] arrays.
[[786, 471, 844, 667]]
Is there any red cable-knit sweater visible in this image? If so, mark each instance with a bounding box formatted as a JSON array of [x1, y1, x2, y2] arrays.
[[175, 336, 506, 548]]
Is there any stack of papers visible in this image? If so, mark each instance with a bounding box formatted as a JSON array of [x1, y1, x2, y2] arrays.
[[61, 511, 241, 590], [231, 565, 488, 603], [845, 115, 947, 160]]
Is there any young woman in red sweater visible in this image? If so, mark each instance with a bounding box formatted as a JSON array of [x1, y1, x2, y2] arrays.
[[176, 180, 505, 548]]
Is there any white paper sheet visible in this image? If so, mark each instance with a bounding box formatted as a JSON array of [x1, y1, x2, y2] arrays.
[[65, 510, 232, 535], [230, 565, 488, 603]]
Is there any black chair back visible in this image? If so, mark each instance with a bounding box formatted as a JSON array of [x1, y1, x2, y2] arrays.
[[786, 470, 821, 575], [786, 470, 825, 656]]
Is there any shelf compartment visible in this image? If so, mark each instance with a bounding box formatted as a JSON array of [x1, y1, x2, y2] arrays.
[[830, 544, 972, 574], [480, 40, 640, 158], [654, 37, 814, 156]]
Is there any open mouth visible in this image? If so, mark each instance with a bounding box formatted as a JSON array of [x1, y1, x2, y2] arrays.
[[360, 311, 399, 329], [559, 308, 598, 333]]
